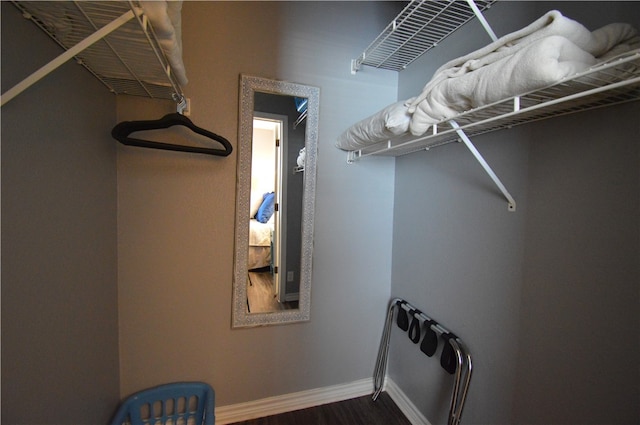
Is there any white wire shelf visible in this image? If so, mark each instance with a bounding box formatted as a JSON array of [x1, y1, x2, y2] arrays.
[[351, 0, 497, 73], [9, 1, 183, 101], [347, 49, 640, 161]]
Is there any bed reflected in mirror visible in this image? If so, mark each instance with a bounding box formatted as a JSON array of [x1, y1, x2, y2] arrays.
[[233, 75, 319, 327]]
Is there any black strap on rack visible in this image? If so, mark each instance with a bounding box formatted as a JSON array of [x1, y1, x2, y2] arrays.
[[440, 332, 460, 374], [408, 309, 422, 343], [395, 300, 409, 331], [420, 318, 439, 357]]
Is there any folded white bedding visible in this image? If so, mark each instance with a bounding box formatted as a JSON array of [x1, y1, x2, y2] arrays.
[[407, 11, 637, 135], [336, 10, 638, 149], [408, 35, 600, 135], [419, 10, 635, 84], [336, 98, 415, 151]]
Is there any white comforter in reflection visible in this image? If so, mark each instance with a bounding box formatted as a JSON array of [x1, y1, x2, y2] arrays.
[[249, 219, 273, 247]]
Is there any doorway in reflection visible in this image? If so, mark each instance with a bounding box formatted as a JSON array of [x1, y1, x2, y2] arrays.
[[247, 117, 297, 313], [246, 93, 306, 313]]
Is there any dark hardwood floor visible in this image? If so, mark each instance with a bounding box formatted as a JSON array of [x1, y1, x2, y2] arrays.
[[228, 392, 411, 425]]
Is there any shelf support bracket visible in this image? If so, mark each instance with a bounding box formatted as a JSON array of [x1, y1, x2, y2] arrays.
[[450, 120, 516, 211], [1, 9, 136, 107], [466, 0, 498, 42], [346, 150, 361, 164]]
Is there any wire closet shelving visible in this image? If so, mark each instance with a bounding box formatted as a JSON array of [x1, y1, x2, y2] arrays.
[[3, 1, 185, 107], [348, 0, 640, 211], [351, 0, 497, 73]]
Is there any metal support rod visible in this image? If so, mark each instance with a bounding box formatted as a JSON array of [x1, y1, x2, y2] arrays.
[[450, 120, 516, 211], [346, 150, 360, 164], [1, 9, 136, 106], [466, 0, 498, 42]]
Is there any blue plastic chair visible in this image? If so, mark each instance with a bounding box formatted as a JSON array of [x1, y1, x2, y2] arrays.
[[110, 382, 214, 425]]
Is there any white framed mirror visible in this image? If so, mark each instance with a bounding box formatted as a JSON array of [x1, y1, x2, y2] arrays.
[[232, 74, 319, 327]]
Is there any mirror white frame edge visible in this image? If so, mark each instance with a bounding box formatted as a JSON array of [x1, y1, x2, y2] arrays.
[[232, 74, 319, 327]]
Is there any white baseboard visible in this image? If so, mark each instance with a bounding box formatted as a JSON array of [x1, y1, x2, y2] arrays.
[[215, 376, 432, 425], [215, 378, 374, 424], [384, 378, 432, 425]]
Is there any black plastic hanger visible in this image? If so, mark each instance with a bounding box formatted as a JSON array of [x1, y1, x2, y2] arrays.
[[111, 112, 232, 157]]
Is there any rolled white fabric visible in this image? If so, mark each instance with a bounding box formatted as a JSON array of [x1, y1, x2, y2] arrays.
[[297, 147, 306, 168], [409, 35, 599, 135], [407, 10, 638, 135], [140, 0, 188, 86], [336, 98, 415, 150]]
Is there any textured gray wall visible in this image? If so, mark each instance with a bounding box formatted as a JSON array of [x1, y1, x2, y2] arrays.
[[392, 2, 639, 423], [1, 3, 120, 423], [512, 101, 639, 424]]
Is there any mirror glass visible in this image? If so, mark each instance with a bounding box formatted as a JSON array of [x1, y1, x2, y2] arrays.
[[233, 74, 319, 327]]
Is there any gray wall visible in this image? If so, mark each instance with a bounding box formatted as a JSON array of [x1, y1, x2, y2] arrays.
[[392, 2, 639, 423], [116, 1, 401, 405], [1, 3, 120, 424]]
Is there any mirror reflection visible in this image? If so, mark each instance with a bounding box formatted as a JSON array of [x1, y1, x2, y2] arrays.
[[233, 75, 319, 327], [248, 96, 305, 312]]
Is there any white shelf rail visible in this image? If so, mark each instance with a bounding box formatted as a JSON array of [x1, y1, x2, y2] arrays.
[[2, 1, 184, 107], [347, 50, 640, 161]]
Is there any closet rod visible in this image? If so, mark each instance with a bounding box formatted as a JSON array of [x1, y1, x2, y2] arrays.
[[394, 299, 460, 340], [1, 9, 135, 107]]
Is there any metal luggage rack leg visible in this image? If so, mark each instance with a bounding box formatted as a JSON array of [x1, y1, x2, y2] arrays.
[[373, 298, 473, 425]]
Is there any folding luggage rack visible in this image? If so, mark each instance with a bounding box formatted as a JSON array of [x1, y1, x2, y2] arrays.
[[373, 298, 473, 425]]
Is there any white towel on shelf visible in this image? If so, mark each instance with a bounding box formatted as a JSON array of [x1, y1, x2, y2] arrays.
[[140, 0, 188, 86], [336, 98, 415, 150], [297, 147, 306, 168], [413, 11, 634, 89], [407, 10, 638, 135], [408, 36, 600, 135]]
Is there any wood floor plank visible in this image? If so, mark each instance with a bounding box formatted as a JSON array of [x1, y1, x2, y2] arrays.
[[228, 392, 411, 425], [247, 270, 298, 313], [247, 271, 282, 313]]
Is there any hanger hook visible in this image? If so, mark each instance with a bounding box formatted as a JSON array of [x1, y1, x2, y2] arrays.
[[173, 93, 188, 115]]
